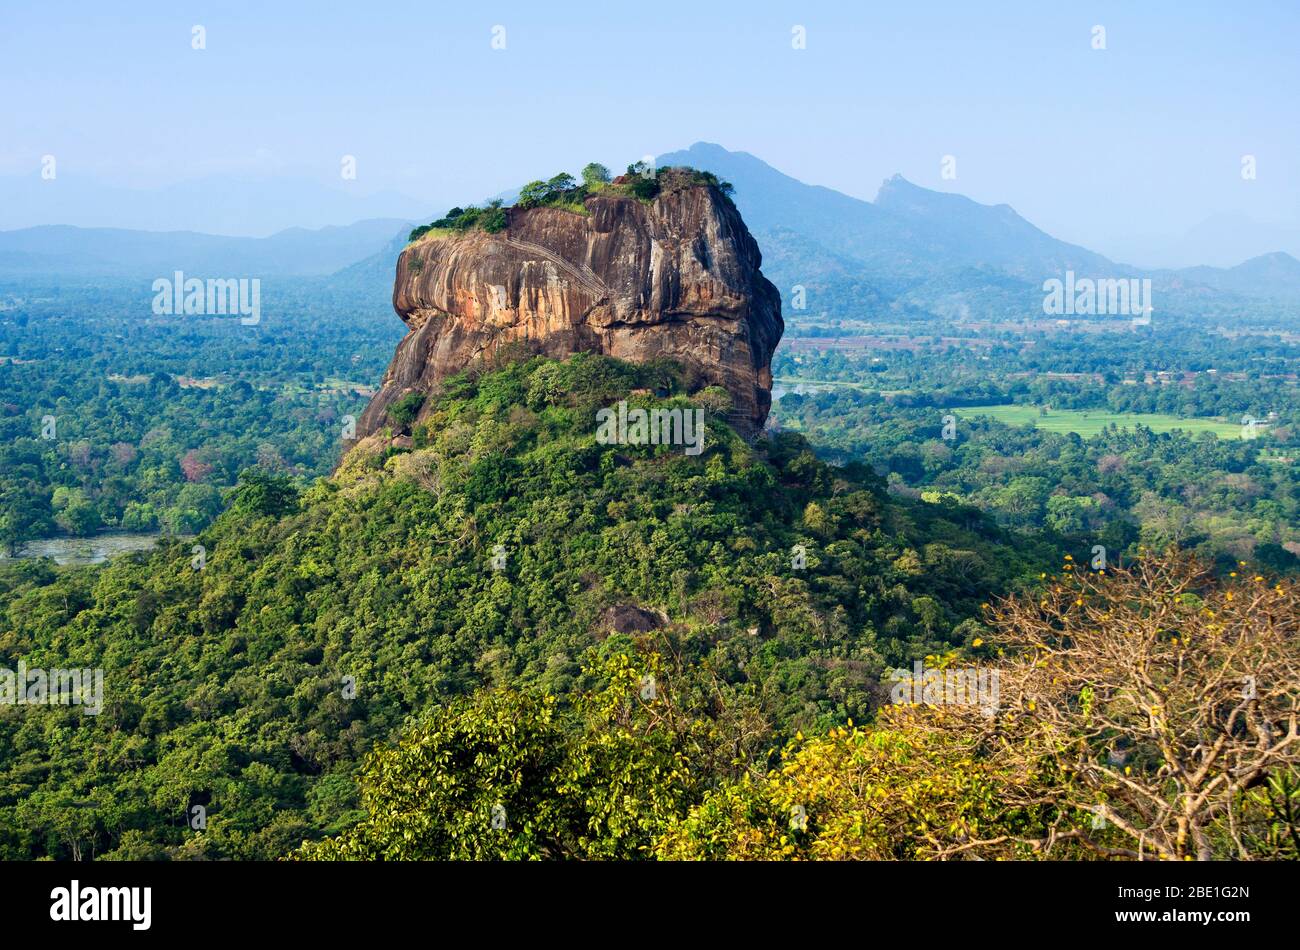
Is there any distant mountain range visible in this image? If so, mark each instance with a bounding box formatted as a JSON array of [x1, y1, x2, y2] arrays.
[[1177, 251, 1300, 300], [1106, 213, 1300, 270], [0, 172, 429, 237], [2, 144, 1297, 320], [661, 144, 1117, 279], [656, 143, 1300, 318], [0, 219, 416, 278]]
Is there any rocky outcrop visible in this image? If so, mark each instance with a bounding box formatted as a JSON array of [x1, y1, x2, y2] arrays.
[[357, 182, 783, 439]]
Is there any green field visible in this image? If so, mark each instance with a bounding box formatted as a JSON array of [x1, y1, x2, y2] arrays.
[[953, 405, 1250, 439]]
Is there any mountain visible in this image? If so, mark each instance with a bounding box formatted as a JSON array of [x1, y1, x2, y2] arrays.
[[871, 175, 1116, 278], [656, 143, 1299, 321], [654, 143, 1125, 319], [1175, 252, 1300, 303], [0, 173, 430, 237], [321, 227, 416, 293], [5, 145, 1296, 318], [0, 219, 416, 278], [1143, 213, 1300, 270]]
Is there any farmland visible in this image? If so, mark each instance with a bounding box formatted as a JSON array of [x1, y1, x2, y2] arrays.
[[953, 405, 1250, 439]]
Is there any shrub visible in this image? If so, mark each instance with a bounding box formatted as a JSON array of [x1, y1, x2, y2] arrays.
[[386, 391, 426, 429]]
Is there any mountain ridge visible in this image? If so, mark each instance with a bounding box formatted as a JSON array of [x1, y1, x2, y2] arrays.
[[4, 144, 1297, 312], [0, 218, 418, 278], [657, 142, 1300, 314]]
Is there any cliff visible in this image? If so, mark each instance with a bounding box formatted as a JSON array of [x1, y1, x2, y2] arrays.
[[357, 180, 783, 439]]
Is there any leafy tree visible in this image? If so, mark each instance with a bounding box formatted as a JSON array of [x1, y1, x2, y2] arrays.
[[228, 469, 299, 518], [581, 163, 611, 186], [516, 181, 550, 208]]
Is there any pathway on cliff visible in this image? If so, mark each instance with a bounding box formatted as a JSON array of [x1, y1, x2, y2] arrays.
[[500, 235, 610, 299]]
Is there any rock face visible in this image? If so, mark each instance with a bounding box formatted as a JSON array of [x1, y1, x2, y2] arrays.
[[357, 183, 783, 439]]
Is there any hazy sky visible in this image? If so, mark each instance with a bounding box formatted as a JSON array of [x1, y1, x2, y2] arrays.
[[3, 0, 1297, 261]]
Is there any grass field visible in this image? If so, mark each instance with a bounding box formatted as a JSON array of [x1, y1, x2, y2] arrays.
[[953, 405, 1250, 439]]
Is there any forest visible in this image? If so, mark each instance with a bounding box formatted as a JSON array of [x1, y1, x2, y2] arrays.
[[1, 276, 1297, 862], [0, 278, 398, 551]]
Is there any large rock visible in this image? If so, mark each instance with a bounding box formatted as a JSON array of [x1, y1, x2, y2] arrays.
[[357, 181, 783, 438]]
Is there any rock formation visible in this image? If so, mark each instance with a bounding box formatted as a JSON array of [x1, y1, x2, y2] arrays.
[[357, 177, 783, 439]]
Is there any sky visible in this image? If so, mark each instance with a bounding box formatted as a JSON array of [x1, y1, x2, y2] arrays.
[[2, 0, 1298, 264]]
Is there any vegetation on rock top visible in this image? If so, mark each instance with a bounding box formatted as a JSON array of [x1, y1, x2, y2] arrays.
[[407, 163, 736, 243]]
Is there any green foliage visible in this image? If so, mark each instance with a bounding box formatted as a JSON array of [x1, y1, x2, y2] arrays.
[[515, 173, 589, 212], [654, 720, 1036, 860], [0, 279, 389, 548], [581, 163, 611, 187], [297, 651, 711, 860], [229, 469, 299, 519], [410, 202, 509, 240], [0, 354, 1049, 860], [408, 164, 735, 237], [480, 206, 508, 233], [385, 392, 425, 429], [773, 329, 1300, 574]]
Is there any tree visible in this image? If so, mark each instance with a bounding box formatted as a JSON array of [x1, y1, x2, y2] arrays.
[[870, 552, 1300, 860], [179, 449, 214, 483], [229, 469, 299, 518], [656, 710, 1047, 860], [386, 392, 425, 429], [1045, 494, 1099, 534], [516, 180, 549, 208], [971, 551, 1300, 860], [52, 488, 100, 535], [581, 163, 611, 186], [545, 173, 576, 195], [295, 652, 711, 860]]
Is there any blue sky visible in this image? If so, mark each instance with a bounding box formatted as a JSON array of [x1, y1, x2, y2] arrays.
[[2, 0, 1297, 262]]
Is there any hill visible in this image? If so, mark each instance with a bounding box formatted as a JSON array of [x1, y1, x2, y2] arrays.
[[0, 354, 1054, 860], [1177, 251, 1300, 303]]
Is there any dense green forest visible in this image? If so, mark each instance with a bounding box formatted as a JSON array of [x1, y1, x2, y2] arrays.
[[297, 553, 1300, 862], [0, 353, 1064, 860], [0, 279, 399, 550]]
